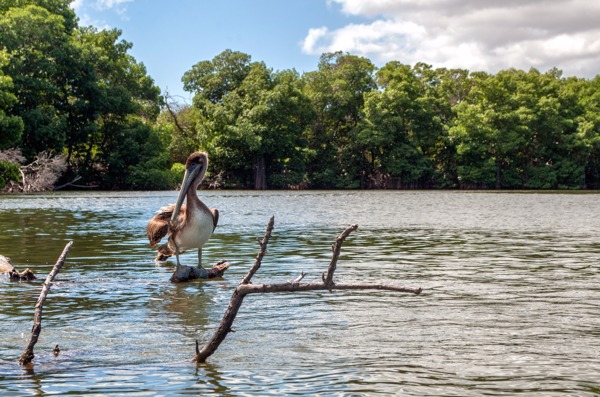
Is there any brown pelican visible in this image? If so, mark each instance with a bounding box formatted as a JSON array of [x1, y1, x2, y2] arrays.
[[146, 152, 218, 279]]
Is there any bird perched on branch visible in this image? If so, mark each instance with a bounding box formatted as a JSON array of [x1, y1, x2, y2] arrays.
[[146, 152, 219, 280]]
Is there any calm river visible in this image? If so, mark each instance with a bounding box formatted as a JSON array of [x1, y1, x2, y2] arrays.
[[1, 191, 599, 396]]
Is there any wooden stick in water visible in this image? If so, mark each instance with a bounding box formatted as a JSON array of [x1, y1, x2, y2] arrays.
[[18, 241, 73, 366]]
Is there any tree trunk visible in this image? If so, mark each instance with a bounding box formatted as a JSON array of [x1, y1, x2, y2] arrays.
[[495, 159, 501, 189], [254, 155, 267, 190]]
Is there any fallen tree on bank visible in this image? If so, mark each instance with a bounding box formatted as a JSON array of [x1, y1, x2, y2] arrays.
[[193, 216, 422, 363], [0, 149, 73, 193]]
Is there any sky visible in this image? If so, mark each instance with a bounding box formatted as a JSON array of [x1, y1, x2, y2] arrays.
[[71, 0, 600, 101]]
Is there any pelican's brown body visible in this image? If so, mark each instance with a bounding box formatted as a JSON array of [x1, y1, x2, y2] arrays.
[[146, 152, 218, 271]]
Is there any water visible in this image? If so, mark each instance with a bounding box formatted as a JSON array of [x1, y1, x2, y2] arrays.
[[1, 190, 599, 396]]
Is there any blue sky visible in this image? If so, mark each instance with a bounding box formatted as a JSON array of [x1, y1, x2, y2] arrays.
[[72, 0, 600, 101], [73, 0, 367, 101]]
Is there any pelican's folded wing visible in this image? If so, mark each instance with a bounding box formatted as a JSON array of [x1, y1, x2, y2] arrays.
[[146, 204, 174, 247]]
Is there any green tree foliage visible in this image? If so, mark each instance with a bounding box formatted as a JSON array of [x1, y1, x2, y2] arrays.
[[99, 120, 177, 190], [0, 0, 166, 189], [173, 49, 600, 190], [69, 26, 163, 188], [0, 2, 73, 156], [2, 1, 600, 191], [574, 76, 600, 188], [183, 50, 314, 189], [350, 62, 456, 188], [302, 52, 376, 188], [0, 159, 19, 189], [450, 68, 595, 189], [0, 49, 23, 149]]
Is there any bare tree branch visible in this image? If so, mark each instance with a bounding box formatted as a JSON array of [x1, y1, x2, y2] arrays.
[[324, 224, 358, 287], [240, 215, 274, 285], [237, 281, 422, 295], [18, 241, 73, 365], [164, 90, 192, 140], [0, 148, 25, 163], [1, 150, 68, 193], [53, 175, 82, 191], [291, 271, 306, 283], [193, 219, 422, 363], [0, 255, 36, 281]]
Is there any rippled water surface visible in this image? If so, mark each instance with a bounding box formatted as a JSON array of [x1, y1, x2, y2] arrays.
[[1, 190, 599, 396]]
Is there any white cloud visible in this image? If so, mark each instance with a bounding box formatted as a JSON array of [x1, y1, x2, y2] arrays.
[[306, 0, 600, 77], [71, 0, 84, 12], [94, 0, 133, 11], [302, 27, 329, 54], [70, 0, 132, 27]]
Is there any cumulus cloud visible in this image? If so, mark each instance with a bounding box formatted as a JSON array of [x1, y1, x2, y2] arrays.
[[304, 0, 600, 77], [71, 0, 132, 25], [70, 0, 84, 12], [94, 0, 133, 11]]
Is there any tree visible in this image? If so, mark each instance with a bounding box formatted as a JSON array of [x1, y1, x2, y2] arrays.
[[0, 2, 74, 157], [183, 50, 314, 189], [302, 52, 376, 188], [183, 49, 252, 105], [0, 0, 78, 31], [349, 62, 457, 188], [576, 76, 600, 188], [0, 49, 22, 149], [450, 68, 592, 189], [70, 26, 163, 188], [228, 67, 314, 189], [1, 1, 165, 190]]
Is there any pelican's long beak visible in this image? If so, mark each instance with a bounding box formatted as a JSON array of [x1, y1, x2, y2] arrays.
[[170, 164, 201, 225]]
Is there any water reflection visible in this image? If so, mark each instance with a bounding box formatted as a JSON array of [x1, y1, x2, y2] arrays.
[[1, 191, 600, 395]]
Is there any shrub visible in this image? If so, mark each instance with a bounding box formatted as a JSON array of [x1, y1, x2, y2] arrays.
[[0, 160, 20, 190]]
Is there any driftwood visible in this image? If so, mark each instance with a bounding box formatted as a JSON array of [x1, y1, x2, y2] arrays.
[[170, 260, 231, 282], [18, 241, 73, 365], [193, 217, 422, 363], [0, 255, 36, 281]]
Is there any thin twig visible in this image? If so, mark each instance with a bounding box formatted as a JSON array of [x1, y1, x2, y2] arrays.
[[18, 241, 73, 365], [164, 91, 192, 140], [292, 272, 306, 283], [240, 216, 274, 285]]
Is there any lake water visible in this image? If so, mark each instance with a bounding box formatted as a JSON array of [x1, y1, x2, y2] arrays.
[[1, 190, 599, 396]]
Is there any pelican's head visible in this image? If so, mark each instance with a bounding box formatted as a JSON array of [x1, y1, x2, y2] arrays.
[[170, 152, 209, 225]]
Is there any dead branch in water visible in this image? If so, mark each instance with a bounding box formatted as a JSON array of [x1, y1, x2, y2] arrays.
[[193, 217, 422, 363], [169, 260, 230, 282], [18, 241, 73, 366], [0, 255, 36, 281]]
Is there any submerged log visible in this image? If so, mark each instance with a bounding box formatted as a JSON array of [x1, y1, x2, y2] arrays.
[[170, 260, 230, 282], [0, 255, 36, 281], [193, 217, 422, 363], [18, 241, 73, 366]]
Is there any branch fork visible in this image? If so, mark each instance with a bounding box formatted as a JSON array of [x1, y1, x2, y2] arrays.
[[193, 217, 421, 363]]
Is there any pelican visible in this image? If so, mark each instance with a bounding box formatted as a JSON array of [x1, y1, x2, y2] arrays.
[[146, 152, 218, 280]]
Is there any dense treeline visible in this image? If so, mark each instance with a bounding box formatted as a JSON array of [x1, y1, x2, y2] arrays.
[[2, 0, 600, 190], [0, 0, 172, 190]]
